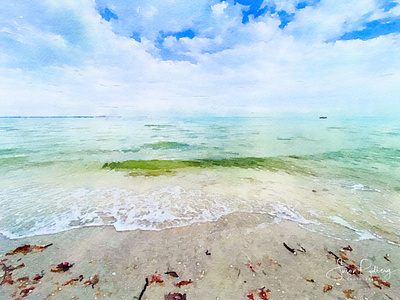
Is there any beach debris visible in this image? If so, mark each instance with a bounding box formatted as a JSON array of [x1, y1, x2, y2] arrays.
[[62, 279, 76, 286], [345, 263, 361, 275], [6, 244, 53, 256], [84, 274, 99, 288], [1, 271, 14, 285], [267, 258, 281, 269], [174, 279, 193, 288], [16, 276, 30, 289], [246, 293, 255, 300], [20, 286, 35, 298], [326, 249, 342, 264], [245, 262, 261, 273], [258, 287, 271, 300], [62, 274, 84, 284], [339, 250, 349, 261], [1, 262, 25, 273], [371, 276, 391, 289], [297, 244, 306, 253], [327, 247, 361, 276], [51, 262, 74, 273], [343, 289, 355, 298], [283, 243, 297, 255], [138, 277, 149, 300], [342, 245, 353, 252], [384, 254, 391, 263], [205, 250, 211, 256], [165, 293, 187, 300], [306, 278, 315, 283], [323, 284, 333, 293], [32, 271, 45, 283], [148, 273, 164, 285], [165, 271, 179, 278], [247, 287, 271, 300], [1, 262, 25, 286]]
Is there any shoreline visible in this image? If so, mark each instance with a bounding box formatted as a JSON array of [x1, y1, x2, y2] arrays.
[[1, 213, 399, 299]]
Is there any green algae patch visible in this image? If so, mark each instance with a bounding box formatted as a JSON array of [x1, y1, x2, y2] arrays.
[[102, 157, 314, 177], [103, 160, 200, 171]]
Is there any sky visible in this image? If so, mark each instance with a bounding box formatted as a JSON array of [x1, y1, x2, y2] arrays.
[[1, 0, 400, 116]]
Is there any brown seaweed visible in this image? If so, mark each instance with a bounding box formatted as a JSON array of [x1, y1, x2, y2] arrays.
[[32, 271, 44, 282], [245, 263, 257, 273], [246, 290, 256, 300], [247, 288, 270, 300], [6, 244, 52, 256], [16, 276, 30, 289], [258, 287, 271, 300], [327, 250, 343, 264], [283, 243, 297, 255], [323, 284, 333, 293], [343, 289, 355, 298], [50, 262, 74, 273], [62, 279, 75, 286], [371, 276, 390, 288], [345, 264, 361, 275], [342, 245, 353, 251], [84, 274, 99, 288], [1, 262, 25, 286], [165, 293, 187, 300], [0, 272, 14, 286], [20, 286, 35, 298], [174, 279, 193, 288], [339, 251, 349, 261], [148, 273, 164, 285]]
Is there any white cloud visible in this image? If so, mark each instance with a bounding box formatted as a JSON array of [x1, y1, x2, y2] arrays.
[[286, 0, 378, 42], [1, 0, 400, 116], [211, 1, 228, 16]]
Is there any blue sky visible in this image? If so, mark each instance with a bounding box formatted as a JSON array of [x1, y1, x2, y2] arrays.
[[1, 0, 399, 116]]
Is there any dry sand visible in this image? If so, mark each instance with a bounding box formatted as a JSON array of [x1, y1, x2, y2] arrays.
[[1, 213, 399, 300]]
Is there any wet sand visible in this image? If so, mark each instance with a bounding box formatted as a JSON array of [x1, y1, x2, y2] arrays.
[[1, 213, 399, 300]]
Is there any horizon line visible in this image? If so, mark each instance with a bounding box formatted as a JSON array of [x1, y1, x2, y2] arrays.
[[0, 115, 120, 119]]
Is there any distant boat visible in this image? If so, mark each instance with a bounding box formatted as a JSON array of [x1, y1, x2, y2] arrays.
[[319, 116, 327, 119]]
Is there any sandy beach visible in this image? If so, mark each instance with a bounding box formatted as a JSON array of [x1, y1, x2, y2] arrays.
[[1, 212, 399, 300]]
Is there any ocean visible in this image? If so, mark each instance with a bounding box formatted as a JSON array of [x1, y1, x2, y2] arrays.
[[0, 114, 399, 245]]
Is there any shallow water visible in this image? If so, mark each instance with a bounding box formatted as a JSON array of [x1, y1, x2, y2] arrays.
[[0, 114, 399, 243]]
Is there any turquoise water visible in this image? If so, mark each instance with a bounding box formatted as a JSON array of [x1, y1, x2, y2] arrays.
[[0, 115, 399, 241]]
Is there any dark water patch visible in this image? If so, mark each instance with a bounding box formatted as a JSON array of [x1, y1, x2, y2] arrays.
[[0, 148, 22, 155], [305, 147, 400, 164], [144, 124, 174, 128], [121, 148, 140, 153], [0, 127, 19, 132], [141, 141, 189, 150], [293, 147, 400, 192], [386, 131, 400, 136], [327, 127, 344, 130], [102, 157, 315, 176], [277, 137, 293, 141]]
